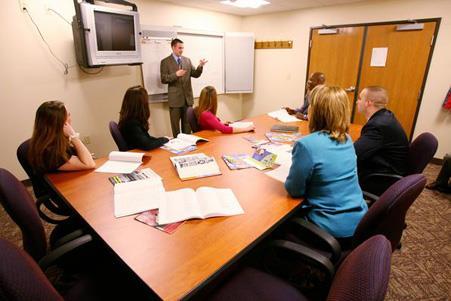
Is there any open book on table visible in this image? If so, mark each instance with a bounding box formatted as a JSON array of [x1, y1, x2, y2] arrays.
[[170, 153, 221, 180], [95, 151, 145, 173], [162, 133, 209, 153], [267, 109, 300, 123], [157, 187, 244, 225]]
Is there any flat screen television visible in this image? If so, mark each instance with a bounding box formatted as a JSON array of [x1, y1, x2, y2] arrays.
[[72, 2, 142, 67]]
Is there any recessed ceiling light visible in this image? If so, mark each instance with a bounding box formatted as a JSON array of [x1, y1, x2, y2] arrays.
[[220, 0, 270, 9]]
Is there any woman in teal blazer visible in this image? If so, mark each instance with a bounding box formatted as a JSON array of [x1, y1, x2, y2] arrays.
[[285, 85, 368, 240]]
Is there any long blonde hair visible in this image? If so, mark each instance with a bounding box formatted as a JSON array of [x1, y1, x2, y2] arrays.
[[308, 85, 350, 143], [194, 86, 217, 120], [29, 101, 70, 172]]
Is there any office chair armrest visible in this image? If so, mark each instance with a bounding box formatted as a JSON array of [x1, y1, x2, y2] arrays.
[[289, 218, 342, 263], [362, 191, 379, 205], [38, 234, 93, 271], [36, 195, 70, 224], [52, 229, 86, 249], [263, 239, 335, 291], [363, 173, 403, 181]]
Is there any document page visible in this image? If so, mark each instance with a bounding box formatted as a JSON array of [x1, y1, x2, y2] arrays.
[[113, 179, 165, 218], [158, 188, 201, 224], [229, 121, 254, 129], [265, 163, 292, 183], [176, 133, 208, 144], [196, 187, 244, 218]]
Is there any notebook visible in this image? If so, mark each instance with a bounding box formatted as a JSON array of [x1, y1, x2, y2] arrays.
[[267, 109, 300, 123]]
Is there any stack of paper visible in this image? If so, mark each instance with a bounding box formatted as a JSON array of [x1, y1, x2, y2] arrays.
[[96, 151, 144, 173], [268, 109, 300, 123], [113, 179, 165, 218], [108, 168, 162, 186]]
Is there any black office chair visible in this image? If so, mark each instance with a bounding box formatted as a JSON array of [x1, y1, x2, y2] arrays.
[[0, 168, 91, 267], [210, 235, 392, 301], [186, 106, 199, 133], [17, 139, 73, 222], [0, 238, 155, 301], [361, 132, 437, 198], [109, 121, 130, 151]]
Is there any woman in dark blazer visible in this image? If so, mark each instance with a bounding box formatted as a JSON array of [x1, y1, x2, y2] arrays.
[[118, 86, 169, 150]]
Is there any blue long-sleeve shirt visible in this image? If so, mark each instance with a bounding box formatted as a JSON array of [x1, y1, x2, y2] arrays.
[[285, 131, 368, 238]]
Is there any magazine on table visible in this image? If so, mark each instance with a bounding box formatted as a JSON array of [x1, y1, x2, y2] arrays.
[[265, 132, 302, 143], [108, 168, 161, 186], [170, 153, 221, 180], [135, 209, 184, 234], [222, 154, 253, 170], [243, 148, 277, 170]]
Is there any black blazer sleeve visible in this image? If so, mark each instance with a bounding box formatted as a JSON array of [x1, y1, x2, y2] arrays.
[[120, 120, 169, 151], [354, 122, 384, 161]]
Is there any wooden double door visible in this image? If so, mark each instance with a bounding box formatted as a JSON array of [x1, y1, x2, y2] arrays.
[[307, 19, 439, 138]]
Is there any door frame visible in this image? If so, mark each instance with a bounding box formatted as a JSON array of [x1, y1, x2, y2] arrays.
[[305, 18, 441, 140]]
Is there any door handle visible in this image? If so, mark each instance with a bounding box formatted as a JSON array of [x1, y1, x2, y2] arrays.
[[344, 86, 355, 92]]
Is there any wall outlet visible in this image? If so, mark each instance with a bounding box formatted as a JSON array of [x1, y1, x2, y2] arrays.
[[82, 136, 91, 145], [19, 0, 28, 11]]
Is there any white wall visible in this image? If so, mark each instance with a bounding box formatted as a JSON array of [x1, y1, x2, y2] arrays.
[[0, 0, 242, 179], [242, 0, 451, 158]]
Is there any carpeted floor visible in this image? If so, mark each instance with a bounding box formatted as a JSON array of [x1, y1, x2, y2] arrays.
[[0, 164, 449, 300]]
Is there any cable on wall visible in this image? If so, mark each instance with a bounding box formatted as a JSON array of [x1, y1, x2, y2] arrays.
[[22, 6, 69, 75], [47, 8, 71, 26]]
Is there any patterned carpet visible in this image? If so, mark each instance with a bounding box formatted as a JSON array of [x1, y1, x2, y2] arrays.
[[0, 164, 449, 300]]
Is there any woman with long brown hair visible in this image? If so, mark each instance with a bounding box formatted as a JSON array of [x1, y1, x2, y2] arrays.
[[285, 85, 367, 243], [118, 86, 169, 150], [29, 101, 95, 173], [194, 86, 255, 134]]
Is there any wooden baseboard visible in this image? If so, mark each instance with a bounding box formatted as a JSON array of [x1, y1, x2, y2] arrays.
[[430, 157, 443, 165], [21, 179, 32, 187]]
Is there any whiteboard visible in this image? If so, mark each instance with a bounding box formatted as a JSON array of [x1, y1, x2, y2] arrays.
[[225, 32, 254, 93], [140, 26, 253, 101], [176, 32, 224, 98], [141, 38, 171, 95]]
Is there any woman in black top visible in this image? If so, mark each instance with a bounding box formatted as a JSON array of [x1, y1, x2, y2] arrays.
[[119, 86, 169, 150]]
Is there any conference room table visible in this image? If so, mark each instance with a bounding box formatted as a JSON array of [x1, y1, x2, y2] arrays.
[[47, 114, 362, 300]]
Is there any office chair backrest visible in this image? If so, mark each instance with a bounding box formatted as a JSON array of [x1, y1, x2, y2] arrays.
[[0, 168, 47, 261], [0, 238, 63, 301], [407, 132, 438, 175], [327, 235, 391, 301], [17, 139, 48, 199], [186, 106, 199, 133], [109, 121, 130, 151], [353, 174, 426, 250]]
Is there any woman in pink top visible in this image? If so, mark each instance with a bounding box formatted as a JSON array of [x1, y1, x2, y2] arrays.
[[194, 86, 255, 134]]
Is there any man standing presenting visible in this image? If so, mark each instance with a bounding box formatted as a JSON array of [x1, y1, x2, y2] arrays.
[[354, 86, 409, 194], [285, 72, 325, 120], [160, 38, 207, 136]]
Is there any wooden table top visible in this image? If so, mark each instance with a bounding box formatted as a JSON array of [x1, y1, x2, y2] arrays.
[[47, 115, 362, 300]]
